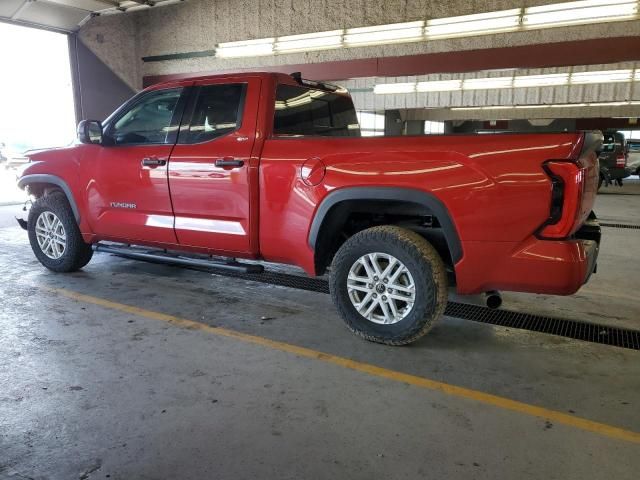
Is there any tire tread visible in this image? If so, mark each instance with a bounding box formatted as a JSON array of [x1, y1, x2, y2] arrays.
[[329, 225, 448, 345], [28, 192, 93, 272]]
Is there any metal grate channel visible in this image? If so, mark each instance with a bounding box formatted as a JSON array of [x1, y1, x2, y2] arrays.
[[195, 264, 640, 351], [443, 302, 639, 350], [600, 223, 640, 230]]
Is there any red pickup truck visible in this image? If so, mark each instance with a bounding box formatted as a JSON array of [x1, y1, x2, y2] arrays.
[[17, 72, 602, 345]]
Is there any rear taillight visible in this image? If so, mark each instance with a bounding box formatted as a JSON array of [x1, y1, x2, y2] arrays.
[[539, 161, 586, 239], [616, 153, 627, 168]]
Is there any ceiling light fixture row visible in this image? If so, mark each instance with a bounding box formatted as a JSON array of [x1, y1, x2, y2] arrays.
[[374, 69, 640, 94], [215, 0, 639, 58], [449, 100, 640, 111]]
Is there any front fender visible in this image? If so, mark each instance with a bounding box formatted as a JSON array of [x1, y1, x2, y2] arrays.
[[18, 174, 81, 223]]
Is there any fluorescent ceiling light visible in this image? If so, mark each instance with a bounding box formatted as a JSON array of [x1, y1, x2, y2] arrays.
[[451, 101, 640, 110], [523, 0, 638, 29], [417, 80, 463, 92], [551, 103, 588, 107], [463, 76, 513, 90], [425, 9, 521, 39], [216, 38, 274, 58], [513, 73, 569, 88], [124, 4, 151, 12], [374, 67, 640, 95], [587, 101, 631, 106], [373, 83, 416, 94], [570, 69, 633, 84], [275, 30, 343, 53], [344, 21, 425, 47]]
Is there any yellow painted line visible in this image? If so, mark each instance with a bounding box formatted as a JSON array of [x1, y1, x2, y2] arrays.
[[46, 286, 640, 445]]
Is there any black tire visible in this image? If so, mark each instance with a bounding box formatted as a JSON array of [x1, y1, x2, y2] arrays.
[[27, 192, 93, 272], [329, 226, 448, 346]]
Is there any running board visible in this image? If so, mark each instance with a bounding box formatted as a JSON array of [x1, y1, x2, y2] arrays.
[[93, 243, 264, 274]]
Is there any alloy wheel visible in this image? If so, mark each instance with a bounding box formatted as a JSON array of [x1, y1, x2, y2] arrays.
[[35, 211, 67, 260], [346, 252, 416, 324]]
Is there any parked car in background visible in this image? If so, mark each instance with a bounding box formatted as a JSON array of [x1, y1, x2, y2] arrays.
[[598, 131, 630, 189], [4, 148, 30, 170], [626, 139, 640, 176]]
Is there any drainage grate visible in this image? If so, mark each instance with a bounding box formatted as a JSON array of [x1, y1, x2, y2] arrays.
[[195, 264, 639, 351], [600, 222, 640, 230], [444, 302, 639, 350]]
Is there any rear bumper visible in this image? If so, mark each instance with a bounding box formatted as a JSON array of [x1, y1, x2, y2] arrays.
[[455, 220, 600, 296]]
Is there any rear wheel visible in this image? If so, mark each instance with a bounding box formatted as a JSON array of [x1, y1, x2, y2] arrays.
[[329, 226, 448, 345], [28, 192, 93, 272]]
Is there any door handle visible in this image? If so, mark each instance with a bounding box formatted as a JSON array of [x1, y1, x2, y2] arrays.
[[215, 158, 244, 168], [141, 157, 167, 168]]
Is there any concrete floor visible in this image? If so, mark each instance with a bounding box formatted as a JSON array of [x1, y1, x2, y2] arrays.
[[1, 181, 639, 479]]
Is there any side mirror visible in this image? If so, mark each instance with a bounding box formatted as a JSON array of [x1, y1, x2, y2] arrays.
[[77, 120, 103, 145]]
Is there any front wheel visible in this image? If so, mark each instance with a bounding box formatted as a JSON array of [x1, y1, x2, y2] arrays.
[[27, 192, 93, 272], [329, 226, 448, 345]]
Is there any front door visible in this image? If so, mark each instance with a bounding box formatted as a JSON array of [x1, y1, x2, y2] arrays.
[[168, 76, 261, 255], [83, 83, 191, 245]]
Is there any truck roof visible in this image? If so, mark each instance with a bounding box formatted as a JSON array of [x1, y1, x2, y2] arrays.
[[146, 71, 347, 95], [147, 71, 297, 91]]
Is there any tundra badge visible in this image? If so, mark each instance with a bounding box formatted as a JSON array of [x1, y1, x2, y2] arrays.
[[110, 202, 137, 209]]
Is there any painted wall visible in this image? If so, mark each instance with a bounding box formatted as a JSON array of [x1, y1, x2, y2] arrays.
[[78, 13, 140, 90], [78, 0, 640, 90], [69, 35, 136, 122]]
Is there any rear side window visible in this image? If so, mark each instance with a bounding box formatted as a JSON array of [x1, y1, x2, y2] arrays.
[[273, 85, 360, 137], [182, 83, 246, 144], [602, 132, 625, 153]]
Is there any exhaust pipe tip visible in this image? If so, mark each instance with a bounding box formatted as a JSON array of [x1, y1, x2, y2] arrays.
[[485, 290, 502, 310]]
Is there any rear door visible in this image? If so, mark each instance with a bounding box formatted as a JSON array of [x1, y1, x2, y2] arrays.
[[167, 76, 261, 255]]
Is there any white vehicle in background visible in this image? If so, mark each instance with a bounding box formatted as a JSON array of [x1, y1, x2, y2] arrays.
[[0, 143, 30, 170], [627, 140, 640, 177]]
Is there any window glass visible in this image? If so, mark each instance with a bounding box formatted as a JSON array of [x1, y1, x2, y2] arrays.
[[185, 84, 245, 143], [618, 130, 640, 142], [357, 111, 385, 136], [110, 88, 182, 145], [274, 85, 360, 137], [424, 120, 445, 135], [602, 132, 625, 152]]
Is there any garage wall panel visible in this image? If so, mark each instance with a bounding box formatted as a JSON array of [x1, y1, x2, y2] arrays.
[[78, 13, 140, 90], [78, 0, 640, 89], [69, 36, 136, 122]]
